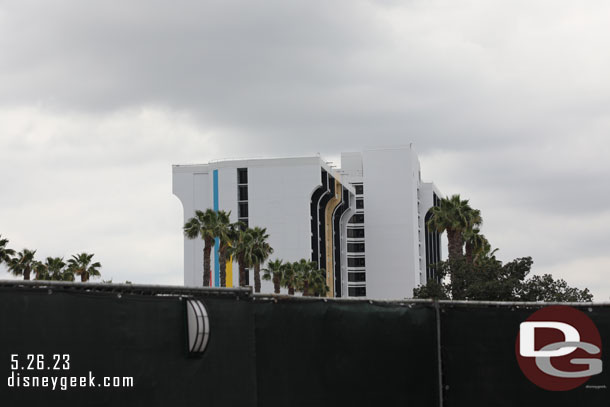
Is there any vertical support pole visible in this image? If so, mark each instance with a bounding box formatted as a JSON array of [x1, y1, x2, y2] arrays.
[[213, 169, 220, 287], [435, 300, 444, 407]]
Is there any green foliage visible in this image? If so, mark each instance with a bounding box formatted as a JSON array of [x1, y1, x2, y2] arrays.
[[8, 249, 37, 280], [0, 235, 16, 266], [2, 234, 98, 282], [280, 261, 298, 295], [427, 194, 481, 263], [263, 259, 283, 294], [183, 209, 217, 242], [303, 267, 329, 297], [517, 274, 593, 302], [262, 258, 329, 297], [414, 257, 593, 302], [214, 210, 235, 255], [67, 253, 102, 282], [250, 227, 273, 293], [463, 228, 490, 264], [294, 259, 328, 297], [184, 210, 276, 289], [34, 257, 74, 281], [216, 211, 237, 287], [228, 225, 255, 287], [183, 208, 221, 287], [412, 267, 450, 300], [419, 193, 592, 302]]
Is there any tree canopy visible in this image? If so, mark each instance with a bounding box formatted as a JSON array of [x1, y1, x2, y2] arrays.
[[0, 234, 101, 283], [415, 195, 593, 302], [414, 256, 592, 302]]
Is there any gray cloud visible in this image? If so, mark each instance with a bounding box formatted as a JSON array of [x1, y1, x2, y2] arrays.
[[0, 0, 609, 297]]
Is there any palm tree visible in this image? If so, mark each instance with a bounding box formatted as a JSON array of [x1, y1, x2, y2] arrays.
[[250, 227, 273, 293], [294, 259, 321, 296], [184, 209, 217, 287], [8, 249, 37, 280], [294, 259, 308, 295], [32, 257, 70, 281], [427, 195, 482, 263], [229, 226, 255, 287], [281, 262, 298, 295], [9, 249, 35, 280], [475, 245, 500, 266], [47, 257, 71, 281], [59, 264, 76, 281], [33, 260, 49, 280], [213, 211, 235, 287], [293, 260, 328, 297], [464, 228, 489, 265], [67, 253, 101, 282], [308, 268, 329, 297], [0, 235, 15, 267], [263, 259, 283, 294]]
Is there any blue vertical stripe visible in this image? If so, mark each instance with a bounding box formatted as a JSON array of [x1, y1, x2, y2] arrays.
[[213, 170, 220, 287]]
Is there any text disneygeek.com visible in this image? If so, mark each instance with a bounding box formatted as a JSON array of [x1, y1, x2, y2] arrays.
[[7, 354, 134, 391]]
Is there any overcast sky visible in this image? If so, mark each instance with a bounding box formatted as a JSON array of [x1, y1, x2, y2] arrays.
[[1, 0, 608, 298]]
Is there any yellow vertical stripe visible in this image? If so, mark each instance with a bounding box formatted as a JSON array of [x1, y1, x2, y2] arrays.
[[324, 179, 342, 298], [226, 256, 233, 287]]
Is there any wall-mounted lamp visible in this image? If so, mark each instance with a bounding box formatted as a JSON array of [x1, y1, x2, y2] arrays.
[[186, 299, 210, 354]]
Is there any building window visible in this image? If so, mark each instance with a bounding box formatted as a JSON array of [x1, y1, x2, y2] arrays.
[[425, 193, 441, 282], [239, 202, 248, 218], [238, 168, 248, 184], [356, 199, 364, 209], [237, 168, 249, 284], [238, 185, 248, 201], [354, 184, 364, 195], [347, 228, 365, 238], [236, 169, 250, 229], [347, 243, 365, 252], [348, 272, 366, 282], [347, 257, 365, 267], [348, 214, 364, 224], [348, 286, 366, 297]]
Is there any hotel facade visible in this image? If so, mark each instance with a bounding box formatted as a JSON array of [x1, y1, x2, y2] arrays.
[[172, 145, 442, 299]]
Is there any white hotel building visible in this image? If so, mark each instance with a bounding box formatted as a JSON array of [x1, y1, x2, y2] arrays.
[[172, 145, 442, 299]]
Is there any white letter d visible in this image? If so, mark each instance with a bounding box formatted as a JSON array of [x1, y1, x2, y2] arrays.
[[520, 321, 580, 357]]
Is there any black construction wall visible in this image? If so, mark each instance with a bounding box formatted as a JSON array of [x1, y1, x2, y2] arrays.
[[253, 300, 439, 407], [0, 288, 257, 407], [3, 286, 610, 407], [441, 304, 610, 407], [0, 286, 439, 407]]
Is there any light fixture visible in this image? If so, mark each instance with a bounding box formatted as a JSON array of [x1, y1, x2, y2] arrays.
[[185, 299, 210, 354]]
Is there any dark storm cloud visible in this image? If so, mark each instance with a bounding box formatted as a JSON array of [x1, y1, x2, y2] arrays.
[[0, 1, 375, 107], [0, 0, 551, 149]]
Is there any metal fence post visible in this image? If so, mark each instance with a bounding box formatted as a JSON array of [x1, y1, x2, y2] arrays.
[[435, 300, 444, 407]]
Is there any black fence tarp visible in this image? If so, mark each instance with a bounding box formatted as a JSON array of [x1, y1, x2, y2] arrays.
[[0, 286, 257, 406], [441, 303, 610, 407], [1, 281, 609, 406], [253, 299, 438, 407]]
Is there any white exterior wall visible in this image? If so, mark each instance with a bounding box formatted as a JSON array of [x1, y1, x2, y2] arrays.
[[173, 157, 353, 294], [246, 159, 324, 293], [362, 146, 421, 299], [340, 152, 364, 179], [172, 165, 211, 287]]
